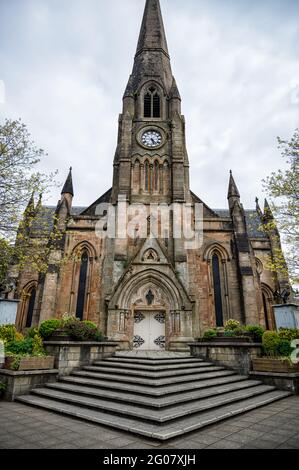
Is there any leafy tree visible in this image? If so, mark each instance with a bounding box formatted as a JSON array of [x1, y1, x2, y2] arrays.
[[0, 118, 56, 237], [0, 119, 59, 291], [263, 129, 299, 285]]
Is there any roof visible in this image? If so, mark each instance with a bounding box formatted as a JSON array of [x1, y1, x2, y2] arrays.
[[214, 209, 266, 238], [32, 204, 265, 240]]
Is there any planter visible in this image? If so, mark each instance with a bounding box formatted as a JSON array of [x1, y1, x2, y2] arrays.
[[201, 336, 254, 344], [4, 356, 55, 371], [47, 328, 73, 342], [252, 357, 299, 373]]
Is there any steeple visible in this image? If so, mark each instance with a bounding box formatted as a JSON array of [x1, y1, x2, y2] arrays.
[[136, 0, 169, 57], [264, 199, 274, 220], [61, 167, 74, 197], [255, 197, 263, 219], [124, 0, 174, 97], [227, 171, 245, 220], [228, 170, 240, 199], [113, 0, 189, 204], [59, 168, 74, 216]]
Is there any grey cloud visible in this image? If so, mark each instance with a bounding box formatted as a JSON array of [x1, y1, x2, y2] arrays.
[[0, 0, 298, 208]]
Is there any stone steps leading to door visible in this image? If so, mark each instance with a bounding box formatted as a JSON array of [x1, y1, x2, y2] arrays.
[[82, 363, 220, 379], [59, 372, 247, 397], [16, 354, 291, 441], [37, 378, 267, 408]]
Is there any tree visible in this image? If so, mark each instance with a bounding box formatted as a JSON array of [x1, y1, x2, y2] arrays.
[[0, 118, 57, 238], [0, 119, 59, 291], [263, 129, 299, 285]]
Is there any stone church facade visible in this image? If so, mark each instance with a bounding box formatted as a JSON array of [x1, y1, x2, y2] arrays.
[[10, 0, 289, 351]]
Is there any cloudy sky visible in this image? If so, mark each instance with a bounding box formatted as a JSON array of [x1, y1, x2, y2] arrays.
[[0, 0, 298, 210]]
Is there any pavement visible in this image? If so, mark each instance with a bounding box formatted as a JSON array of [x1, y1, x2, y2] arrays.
[[0, 395, 299, 449]]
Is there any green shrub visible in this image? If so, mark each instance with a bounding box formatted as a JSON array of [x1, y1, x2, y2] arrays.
[[202, 329, 217, 340], [245, 325, 265, 342], [262, 331, 280, 356], [66, 321, 100, 341], [0, 325, 17, 343], [224, 319, 240, 331], [32, 335, 45, 355], [82, 321, 98, 330], [93, 331, 104, 342], [6, 338, 34, 355], [277, 339, 294, 357], [278, 328, 299, 342], [223, 330, 237, 337], [61, 314, 79, 326], [26, 327, 40, 339], [39, 319, 62, 339]]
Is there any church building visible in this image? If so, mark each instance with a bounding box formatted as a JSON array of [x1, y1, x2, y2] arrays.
[[11, 0, 289, 351]]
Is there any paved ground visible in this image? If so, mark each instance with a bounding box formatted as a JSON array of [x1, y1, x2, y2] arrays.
[[0, 395, 298, 449]]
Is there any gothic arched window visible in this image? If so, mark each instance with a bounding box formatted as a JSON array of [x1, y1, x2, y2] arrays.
[[76, 251, 89, 320], [144, 87, 161, 118], [212, 253, 224, 327], [25, 286, 36, 328]]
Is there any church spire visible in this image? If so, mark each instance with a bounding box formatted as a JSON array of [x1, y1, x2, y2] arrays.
[[61, 167, 74, 197], [228, 170, 240, 199], [124, 0, 174, 97], [136, 0, 169, 58], [264, 198, 274, 220]]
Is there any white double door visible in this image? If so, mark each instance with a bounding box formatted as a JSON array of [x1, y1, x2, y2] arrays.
[[133, 311, 166, 350]]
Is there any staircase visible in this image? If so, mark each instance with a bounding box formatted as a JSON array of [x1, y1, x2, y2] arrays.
[[17, 352, 290, 441]]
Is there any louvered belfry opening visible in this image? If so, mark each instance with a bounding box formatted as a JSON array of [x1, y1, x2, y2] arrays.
[[144, 87, 161, 118]]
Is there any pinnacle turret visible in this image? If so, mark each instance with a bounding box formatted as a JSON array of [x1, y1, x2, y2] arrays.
[[61, 167, 74, 197]]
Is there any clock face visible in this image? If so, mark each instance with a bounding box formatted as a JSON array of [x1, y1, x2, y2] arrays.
[[141, 130, 162, 148]]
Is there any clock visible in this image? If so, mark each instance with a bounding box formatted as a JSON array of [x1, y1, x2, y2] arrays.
[[141, 130, 162, 148]]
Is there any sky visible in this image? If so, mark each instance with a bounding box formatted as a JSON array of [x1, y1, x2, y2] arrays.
[[0, 0, 298, 210]]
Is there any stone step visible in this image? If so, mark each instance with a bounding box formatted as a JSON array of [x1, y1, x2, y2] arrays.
[[45, 379, 264, 408], [105, 357, 200, 366], [71, 367, 229, 387], [94, 359, 205, 371], [60, 372, 246, 397], [30, 384, 277, 423], [83, 364, 216, 379], [17, 390, 290, 440], [114, 352, 191, 360]]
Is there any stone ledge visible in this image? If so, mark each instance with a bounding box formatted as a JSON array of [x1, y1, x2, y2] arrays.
[[249, 371, 299, 394], [44, 341, 119, 346], [0, 369, 59, 401], [249, 371, 299, 379], [190, 342, 262, 348], [0, 369, 58, 377], [189, 342, 263, 375]]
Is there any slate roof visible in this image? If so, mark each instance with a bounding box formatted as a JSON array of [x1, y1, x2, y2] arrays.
[[214, 209, 266, 238], [33, 205, 265, 240]]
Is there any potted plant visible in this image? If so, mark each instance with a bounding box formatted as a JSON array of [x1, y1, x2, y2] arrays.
[[252, 330, 299, 373], [4, 334, 55, 371], [199, 321, 264, 344]]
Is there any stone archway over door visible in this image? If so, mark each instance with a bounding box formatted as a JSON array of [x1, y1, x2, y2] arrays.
[[133, 310, 166, 350]]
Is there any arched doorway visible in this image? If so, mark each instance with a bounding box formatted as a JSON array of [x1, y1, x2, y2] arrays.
[[107, 267, 193, 350]]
